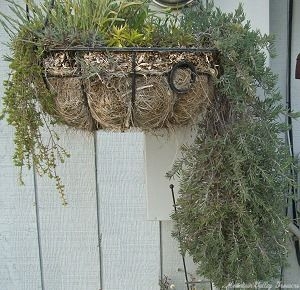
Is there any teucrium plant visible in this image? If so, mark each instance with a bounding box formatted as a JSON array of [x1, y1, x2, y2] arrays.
[[167, 2, 298, 288], [1, 28, 69, 204]]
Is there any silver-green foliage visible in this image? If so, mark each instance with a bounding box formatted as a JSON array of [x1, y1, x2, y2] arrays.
[[167, 2, 297, 288]]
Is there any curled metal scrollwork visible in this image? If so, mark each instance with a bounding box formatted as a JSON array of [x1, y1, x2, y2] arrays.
[[168, 61, 197, 94]]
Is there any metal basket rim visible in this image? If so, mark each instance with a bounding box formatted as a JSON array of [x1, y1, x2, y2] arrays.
[[47, 46, 218, 53]]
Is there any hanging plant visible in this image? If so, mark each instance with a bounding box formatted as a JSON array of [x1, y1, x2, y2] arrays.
[[167, 2, 298, 288], [0, 0, 297, 287], [0, 0, 217, 203]]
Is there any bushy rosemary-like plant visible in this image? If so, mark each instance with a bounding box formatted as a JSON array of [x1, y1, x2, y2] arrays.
[[167, 1, 298, 288]]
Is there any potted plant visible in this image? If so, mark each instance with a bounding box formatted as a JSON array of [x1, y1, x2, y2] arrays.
[[0, 0, 217, 202], [0, 0, 297, 288]]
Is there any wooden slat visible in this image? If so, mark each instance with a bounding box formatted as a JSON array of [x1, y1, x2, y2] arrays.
[[35, 129, 101, 290], [161, 221, 212, 290], [96, 131, 160, 290], [145, 127, 197, 221], [0, 1, 41, 288], [0, 167, 41, 290]]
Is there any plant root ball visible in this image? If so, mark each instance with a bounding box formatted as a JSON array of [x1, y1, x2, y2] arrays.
[[43, 51, 217, 131], [133, 73, 213, 130], [86, 73, 213, 131], [133, 75, 173, 130], [86, 76, 133, 131], [170, 74, 214, 126], [46, 77, 96, 131]]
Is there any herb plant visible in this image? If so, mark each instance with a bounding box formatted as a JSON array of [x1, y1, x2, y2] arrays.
[[1, 25, 69, 205], [167, 2, 297, 288]]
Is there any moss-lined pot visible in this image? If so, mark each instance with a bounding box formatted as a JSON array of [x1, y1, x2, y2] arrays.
[[43, 48, 217, 131]]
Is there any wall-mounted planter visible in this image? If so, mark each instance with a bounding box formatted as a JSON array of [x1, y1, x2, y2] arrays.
[[42, 47, 217, 132], [2, 0, 296, 287]]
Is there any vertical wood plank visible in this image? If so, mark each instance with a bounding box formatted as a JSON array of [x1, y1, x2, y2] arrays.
[[0, 156, 41, 290], [269, 0, 288, 108], [0, 1, 42, 289], [161, 221, 212, 290], [214, 0, 269, 35], [35, 129, 101, 290], [96, 131, 160, 290], [145, 127, 197, 221]]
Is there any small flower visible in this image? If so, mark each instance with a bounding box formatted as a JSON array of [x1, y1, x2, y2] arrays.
[[170, 284, 175, 289]]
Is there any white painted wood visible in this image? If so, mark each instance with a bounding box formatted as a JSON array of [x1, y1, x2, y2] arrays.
[[35, 129, 101, 290], [0, 168, 41, 290], [96, 131, 160, 290], [270, 0, 289, 102], [0, 1, 41, 289], [214, 0, 270, 34], [145, 127, 197, 221], [161, 221, 212, 290]]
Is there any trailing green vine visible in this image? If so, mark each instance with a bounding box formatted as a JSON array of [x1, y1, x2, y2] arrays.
[[167, 2, 298, 288], [1, 28, 69, 204]]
